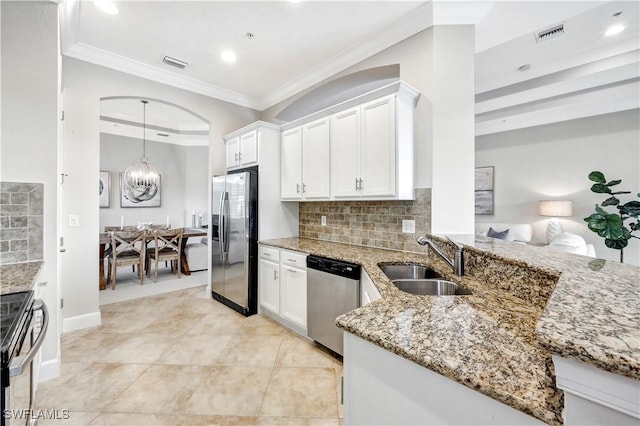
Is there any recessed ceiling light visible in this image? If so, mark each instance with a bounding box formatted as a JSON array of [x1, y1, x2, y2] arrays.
[[517, 64, 531, 72], [605, 24, 625, 37], [221, 50, 237, 63], [94, 0, 118, 15]]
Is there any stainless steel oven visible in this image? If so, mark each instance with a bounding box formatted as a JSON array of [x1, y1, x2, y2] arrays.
[[1, 291, 49, 426]]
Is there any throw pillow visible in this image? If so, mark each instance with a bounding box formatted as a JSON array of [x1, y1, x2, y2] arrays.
[[487, 227, 509, 240]]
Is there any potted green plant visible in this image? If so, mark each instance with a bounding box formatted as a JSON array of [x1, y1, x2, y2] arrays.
[[584, 171, 640, 263]]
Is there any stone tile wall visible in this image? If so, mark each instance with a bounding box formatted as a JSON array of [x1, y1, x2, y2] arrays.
[[299, 188, 431, 253], [0, 182, 44, 264]]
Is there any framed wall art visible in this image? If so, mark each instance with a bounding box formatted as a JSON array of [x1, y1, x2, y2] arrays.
[[120, 173, 161, 208], [475, 166, 494, 215], [99, 171, 110, 208]]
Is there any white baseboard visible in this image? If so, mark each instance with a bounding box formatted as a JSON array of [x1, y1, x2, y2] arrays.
[[62, 311, 101, 333], [39, 358, 61, 383]]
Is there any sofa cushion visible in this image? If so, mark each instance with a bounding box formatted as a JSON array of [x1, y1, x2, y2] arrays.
[[547, 232, 588, 256], [487, 227, 509, 240]]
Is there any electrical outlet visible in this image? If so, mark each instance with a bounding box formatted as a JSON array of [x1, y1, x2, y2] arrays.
[[69, 214, 80, 227], [402, 219, 415, 234], [321, 215, 327, 226]]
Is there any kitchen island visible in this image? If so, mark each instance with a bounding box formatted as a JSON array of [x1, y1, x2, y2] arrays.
[[260, 236, 639, 425]]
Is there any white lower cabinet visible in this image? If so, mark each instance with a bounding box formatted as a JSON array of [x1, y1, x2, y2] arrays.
[[258, 246, 280, 315], [280, 262, 307, 330], [360, 269, 382, 306], [258, 244, 308, 335], [343, 333, 545, 425]]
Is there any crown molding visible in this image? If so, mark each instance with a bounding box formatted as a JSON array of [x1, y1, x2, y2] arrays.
[[62, 42, 260, 110], [254, 3, 434, 111]]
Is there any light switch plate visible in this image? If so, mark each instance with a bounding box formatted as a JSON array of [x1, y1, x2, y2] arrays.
[[321, 215, 327, 226], [402, 219, 415, 233], [69, 214, 80, 227]]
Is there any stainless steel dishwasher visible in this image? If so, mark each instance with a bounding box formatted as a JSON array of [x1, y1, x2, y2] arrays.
[[307, 255, 360, 356]]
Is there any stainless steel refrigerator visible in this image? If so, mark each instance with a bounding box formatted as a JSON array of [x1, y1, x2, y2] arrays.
[[211, 167, 258, 316]]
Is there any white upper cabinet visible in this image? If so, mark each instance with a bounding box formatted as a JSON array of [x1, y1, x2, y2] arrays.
[[281, 127, 303, 200], [226, 136, 240, 169], [281, 118, 330, 201], [301, 118, 330, 199], [282, 81, 419, 201], [226, 129, 258, 169], [360, 96, 396, 197], [331, 107, 361, 198]]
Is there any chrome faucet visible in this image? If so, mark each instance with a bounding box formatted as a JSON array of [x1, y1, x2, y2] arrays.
[[416, 235, 465, 276]]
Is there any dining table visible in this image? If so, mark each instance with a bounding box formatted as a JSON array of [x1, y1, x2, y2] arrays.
[[99, 227, 208, 291]]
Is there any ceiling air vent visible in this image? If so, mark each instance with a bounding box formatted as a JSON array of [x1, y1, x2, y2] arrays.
[[162, 56, 188, 69], [535, 24, 565, 43]]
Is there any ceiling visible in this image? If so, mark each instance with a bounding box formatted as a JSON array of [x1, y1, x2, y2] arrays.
[[62, 1, 639, 143]]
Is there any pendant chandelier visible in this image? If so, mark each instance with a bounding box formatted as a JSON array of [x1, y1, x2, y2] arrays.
[[123, 100, 161, 191]]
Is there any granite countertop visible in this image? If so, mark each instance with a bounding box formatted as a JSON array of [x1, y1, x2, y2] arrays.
[[261, 236, 640, 425], [0, 261, 44, 295]]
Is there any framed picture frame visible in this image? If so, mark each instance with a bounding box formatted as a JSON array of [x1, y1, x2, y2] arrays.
[[99, 171, 110, 208], [120, 173, 161, 208], [475, 166, 494, 215]]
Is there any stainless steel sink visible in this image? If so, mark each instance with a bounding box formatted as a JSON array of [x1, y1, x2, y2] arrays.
[[379, 264, 443, 280], [392, 279, 472, 296]]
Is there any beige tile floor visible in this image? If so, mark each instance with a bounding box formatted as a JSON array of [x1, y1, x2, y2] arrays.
[[37, 286, 344, 425]]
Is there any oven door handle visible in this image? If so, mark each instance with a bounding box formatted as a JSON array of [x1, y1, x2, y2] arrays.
[[9, 299, 49, 378]]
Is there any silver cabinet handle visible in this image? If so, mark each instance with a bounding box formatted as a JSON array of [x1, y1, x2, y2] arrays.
[[296, 183, 300, 194], [264, 252, 271, 257], [355, 178, 358, 191], [9, 299, 49, 377], [357, 178, 363, 191], [273, 270, 278, 280], [287, 268, 297, 273], [238, 152, 242, 161], [302, 183, 306, 193], [287, 258, 296, 263]]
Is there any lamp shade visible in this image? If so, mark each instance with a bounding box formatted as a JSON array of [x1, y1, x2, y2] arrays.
[[538, 200, 573, 217]]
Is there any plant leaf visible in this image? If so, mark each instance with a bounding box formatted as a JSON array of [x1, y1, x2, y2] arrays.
[[588, 171, 606, 183], [601, 196, 620, 206], [605, 238, 628, 250], [606, 179, 622, 187], [620, 201, 640, 217], [591, 183, 611, 194]]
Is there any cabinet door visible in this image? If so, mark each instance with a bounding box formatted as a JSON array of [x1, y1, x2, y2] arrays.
[[330, 107, 361, 198], [281, 127, 303, 200], [360, 270, 382, 307], [280, 266, 307, 330], [361, 95, 396, 197], [240, 130, 258, 166], [226, 137, 240, 169], [302, 118, 330, 199], [258, 258, 280, 315]]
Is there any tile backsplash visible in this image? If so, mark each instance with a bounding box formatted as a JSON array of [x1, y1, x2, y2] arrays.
[[0, 182, 44, 265], [299, 188, 431, 253]]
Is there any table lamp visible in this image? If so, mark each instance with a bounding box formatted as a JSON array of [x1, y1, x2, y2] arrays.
[[539, 200, 573, 243]]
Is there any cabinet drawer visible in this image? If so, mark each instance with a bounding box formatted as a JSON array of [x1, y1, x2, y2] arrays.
[[259, 246, 280, 262], [281, 250, 307, 270]]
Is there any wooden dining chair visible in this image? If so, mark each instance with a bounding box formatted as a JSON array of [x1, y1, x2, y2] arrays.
[[107, 230, 147, 290], [104, 226, 140, 272], [147, 228, 184, 282]]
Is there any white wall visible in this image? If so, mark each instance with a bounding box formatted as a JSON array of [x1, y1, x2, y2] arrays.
[[100, 133, 208, 229], [1, 1, 61, 379], [61, 57, 259, 332], [476, 109, 640, 266], [430, 25, 475, 234]]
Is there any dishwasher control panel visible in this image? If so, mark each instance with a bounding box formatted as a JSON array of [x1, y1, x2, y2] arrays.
[[307, 256, 361, 280]]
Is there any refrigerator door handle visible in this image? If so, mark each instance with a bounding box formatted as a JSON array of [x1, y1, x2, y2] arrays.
[[223, 194, 231, 255], [218, 192, 226, 262]]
